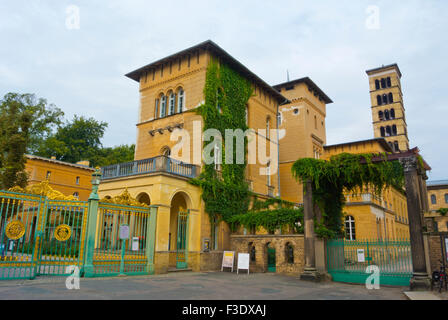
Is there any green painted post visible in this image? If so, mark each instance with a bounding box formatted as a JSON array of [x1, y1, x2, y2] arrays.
[[185, 209, 190, 269], [83, 168, 101, 278], [119, 240, 126, 275], [145, 206, 158, 275]]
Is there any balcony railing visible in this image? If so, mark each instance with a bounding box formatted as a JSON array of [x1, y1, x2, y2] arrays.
[[101, 156, 200, 180]]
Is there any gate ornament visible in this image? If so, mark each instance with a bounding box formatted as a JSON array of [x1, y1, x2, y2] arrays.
[[54, 224, 72, 242], [5, 220, 26, 240]]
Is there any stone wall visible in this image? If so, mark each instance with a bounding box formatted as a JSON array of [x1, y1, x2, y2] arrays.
[[230, 235, 305, 275], [427, 232, 448, 273]]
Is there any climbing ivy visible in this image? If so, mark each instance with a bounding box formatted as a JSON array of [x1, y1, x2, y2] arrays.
[[190, 58, 253, 224], [291, 152, 404, 238], [437, 208, 448, 217], [229, 196, 304, 234]]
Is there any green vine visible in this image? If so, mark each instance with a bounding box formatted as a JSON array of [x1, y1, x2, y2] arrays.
[[291, 152, 404, 238], [190, 58, 253, 224], [437, 208, 448, 217], [229, 196, 304, 234]]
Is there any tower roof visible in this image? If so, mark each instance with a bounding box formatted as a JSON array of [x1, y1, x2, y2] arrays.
[[366, 63, 402, 78], [125, 40, 288, 104], [272, 77, 333, 104]]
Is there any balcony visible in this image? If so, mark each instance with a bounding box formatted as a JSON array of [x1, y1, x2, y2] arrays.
[[101, 156, 200, 181]]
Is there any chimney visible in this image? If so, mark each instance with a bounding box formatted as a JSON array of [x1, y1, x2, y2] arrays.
[[76, 160, 90, 167]]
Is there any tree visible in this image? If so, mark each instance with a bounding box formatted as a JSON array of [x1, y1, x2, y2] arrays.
[[36, 115, 108, 166], [0, 93, 64, 189], [93, 144, 135, 167]]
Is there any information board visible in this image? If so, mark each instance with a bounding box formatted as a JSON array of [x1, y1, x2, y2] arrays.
[[132, 237, 139, 251], [221, 251, 235, 272], [357, 249, 365, 263], [119, 224, 130, 240], [237, 253, 250, 274]]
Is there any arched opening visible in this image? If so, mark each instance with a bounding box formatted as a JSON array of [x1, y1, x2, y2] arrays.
[[382, 94, 388, 105], [161, 146, 171, 157], [266, 242, 276, 272], [378, 111, 384, 121], [386, 126, 392, 137], [160, 94, 167, 118], [169, 191, 191, 269], [381, 78, 386, 89], [375, 79, 380, 90], [390, 108, 395, 119], [380, 127, 385, 137], [384, 109, 390, 120], [285, 242, 294, 264], [136, 193, 151, 205], [388, 92, 394, 103], [431, 194, 437, 205], [387, 77, 392, 87], [392, 125, 397, 136], [394, 141, 399, 152], [248, 242, 256, 263], [377, 95, 382, 106]]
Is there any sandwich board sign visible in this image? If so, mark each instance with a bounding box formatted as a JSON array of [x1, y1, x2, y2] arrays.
[[237, 253, 250, 274], [221, 251, 235, 272]]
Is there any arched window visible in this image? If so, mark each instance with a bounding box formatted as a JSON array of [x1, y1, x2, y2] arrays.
[[314, 115, 317, 129], [392, 125, 397, 136], [431, 194, 437, 205], [177, 88, 184, 113], [285, 243, 294, 264], [155, 98, 160, 119], [378, 111, 384, 121], [394, 141, 399, 152], [380, 127, 385, 137], [381, 78, 386, 89], [390, 108, 395, 119], [377, 95, 382, 106], [387, 77, 392, 87], [445, 194, 448, 204], [388, 93, 394, 103], [250, 244, 256, 262], [161, 146, 171, 157], [375, 79, 380, 90], [386, 126, 392, 136], [277, 112, 281, 126], [384, 109, 390, 120], [168, 91, 176, 116], [345, 216, 356, 241], [160, 94, 167, 118], [382, 94, 388, 105]]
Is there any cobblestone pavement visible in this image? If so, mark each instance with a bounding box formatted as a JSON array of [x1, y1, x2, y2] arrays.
[[0, 272, 408, 300]]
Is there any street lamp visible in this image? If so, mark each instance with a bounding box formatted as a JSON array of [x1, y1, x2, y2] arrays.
[[89, 167, 102, 200]]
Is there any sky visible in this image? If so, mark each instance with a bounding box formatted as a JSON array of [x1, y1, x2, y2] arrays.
[[0, 0, 447, 180]]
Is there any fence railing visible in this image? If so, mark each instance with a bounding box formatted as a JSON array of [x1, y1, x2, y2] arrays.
[[101, 156, 199, 180]]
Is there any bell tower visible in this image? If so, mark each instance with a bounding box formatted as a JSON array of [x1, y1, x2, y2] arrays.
[[366, 64, 409, 152]]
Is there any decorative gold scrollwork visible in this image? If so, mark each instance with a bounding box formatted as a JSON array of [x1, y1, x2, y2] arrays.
[[5, 220, 26, 240], [54, 224, 72, 242]]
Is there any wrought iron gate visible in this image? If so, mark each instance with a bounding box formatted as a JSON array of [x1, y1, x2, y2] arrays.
[[327, 239, 413, 286], [0, 191, 88, 279], [91, 202, 151, 277], [176, 210, 189, 269]]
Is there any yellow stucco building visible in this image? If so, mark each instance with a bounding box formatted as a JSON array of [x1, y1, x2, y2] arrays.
[[25, 155, 94, 201], [323, 139, 410, 240], [426, 180, 448, 232]]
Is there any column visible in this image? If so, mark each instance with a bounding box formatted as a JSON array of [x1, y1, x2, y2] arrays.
[[400, 156, 431, 290], [146, 206, 158, 275], [300, 180, 320, 281]]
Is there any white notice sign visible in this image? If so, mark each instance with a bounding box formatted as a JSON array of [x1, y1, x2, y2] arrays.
[[132, 237, 139, 251], [237, 253, 250, 274], [119, 225, 130, 240], [221, 251, 235, 272], [357, 249, 365, 263]]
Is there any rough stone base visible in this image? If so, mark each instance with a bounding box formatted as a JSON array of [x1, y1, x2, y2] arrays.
[[300, 269, 322, 282], [410, 275, 432, 291]]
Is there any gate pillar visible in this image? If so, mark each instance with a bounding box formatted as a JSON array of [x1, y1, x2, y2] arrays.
[[146, 206, 158, 275], [300, 180, 321, 281], [83, 169, 101, 278], [400, 156, 431, 290]]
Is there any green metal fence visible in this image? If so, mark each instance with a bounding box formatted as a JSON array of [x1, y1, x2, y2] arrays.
[[91, 202, 151, 277], [327, 239, 412, 286]]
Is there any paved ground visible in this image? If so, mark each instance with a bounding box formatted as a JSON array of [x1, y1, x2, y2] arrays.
[[0, 271, 409, 300]]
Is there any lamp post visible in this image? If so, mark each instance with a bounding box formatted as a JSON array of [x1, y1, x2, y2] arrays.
[[89, 167, 102, 201]]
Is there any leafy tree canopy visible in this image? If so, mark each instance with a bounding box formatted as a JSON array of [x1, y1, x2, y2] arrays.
[[0, 93, 64, 189]]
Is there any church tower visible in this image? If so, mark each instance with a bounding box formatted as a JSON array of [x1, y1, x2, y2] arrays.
[[366, 64, 409, 152]]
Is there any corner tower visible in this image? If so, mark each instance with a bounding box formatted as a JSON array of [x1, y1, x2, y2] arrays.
[[366, 64, 409, 152]]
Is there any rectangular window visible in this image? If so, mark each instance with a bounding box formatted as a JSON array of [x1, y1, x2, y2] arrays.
[[46, 171, 51, 180], [76, 177, 80, 185], [155, 99, 159, 119]]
